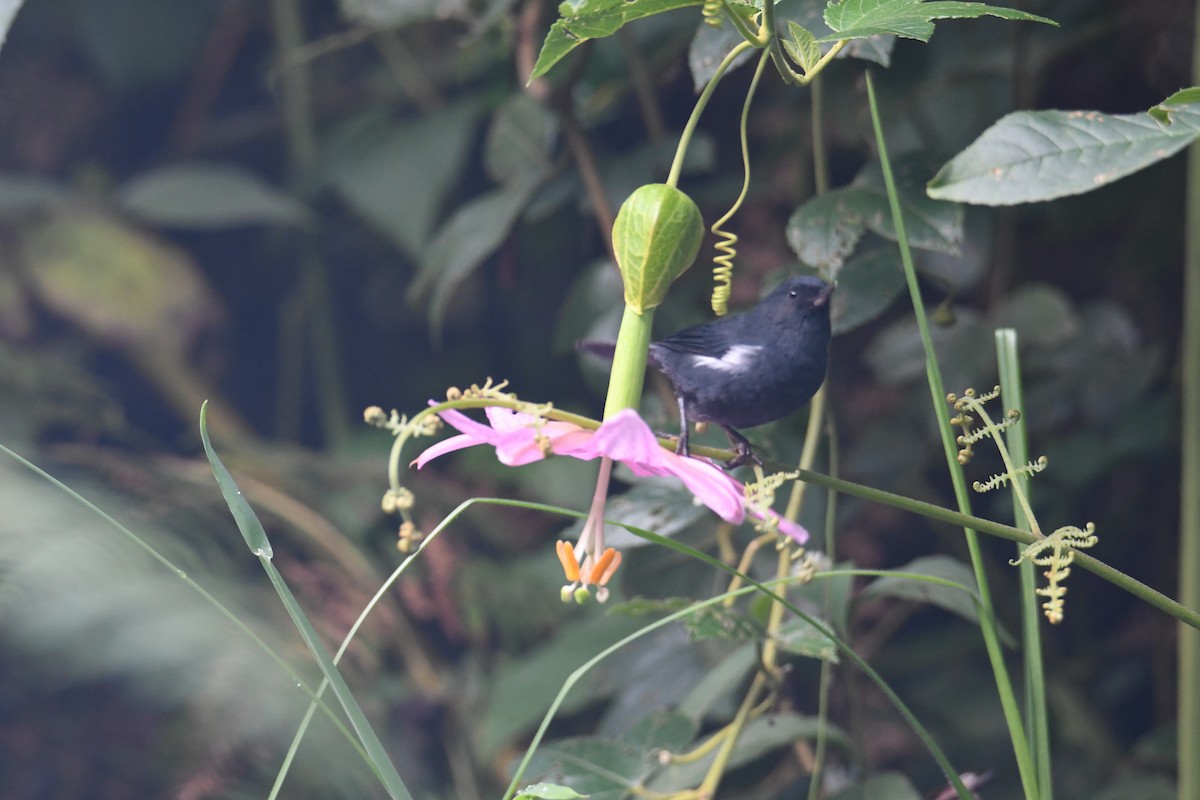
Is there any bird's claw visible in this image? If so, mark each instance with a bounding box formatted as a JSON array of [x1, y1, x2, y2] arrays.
[[718, 426, 759, 470], [722, 446, 761, 470]]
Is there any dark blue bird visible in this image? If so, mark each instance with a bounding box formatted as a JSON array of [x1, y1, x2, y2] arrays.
[[584, 276, 834, 467]]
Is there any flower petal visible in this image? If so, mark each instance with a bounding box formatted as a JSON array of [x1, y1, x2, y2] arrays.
[[573, 410, 745, 523], [413, 433, 481, 468]]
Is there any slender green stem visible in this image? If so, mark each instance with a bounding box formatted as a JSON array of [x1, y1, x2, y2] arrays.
[[667, 40, 754, 187], [710, 48, 771, 237], [865, 71, 1038, 800], [386, 397, 1200, 629], [1179, 1, 1200, 795], [811, 76, 829, 195], [997, 330, 1053, 800]]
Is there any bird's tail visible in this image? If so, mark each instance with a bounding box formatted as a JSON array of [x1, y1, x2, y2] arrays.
[[575, 340, 616, 360], [577, 339, 663, 371]]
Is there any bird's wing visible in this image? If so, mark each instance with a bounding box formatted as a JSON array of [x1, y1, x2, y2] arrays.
[[653, 323, 732, 356]]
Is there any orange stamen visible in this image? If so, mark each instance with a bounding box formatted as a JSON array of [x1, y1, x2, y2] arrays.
[[556, 540, 580, 582], [598, 549, 622, 586], [587, 547, 621, 587]]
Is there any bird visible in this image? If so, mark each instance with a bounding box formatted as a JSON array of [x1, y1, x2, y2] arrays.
[[582, 275, 834, 467]]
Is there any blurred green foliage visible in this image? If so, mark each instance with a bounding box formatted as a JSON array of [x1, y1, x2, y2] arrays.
[[0, 0, 1191, 798]]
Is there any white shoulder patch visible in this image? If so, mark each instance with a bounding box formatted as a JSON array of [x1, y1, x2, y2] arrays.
[[689, 344, 762, 374]]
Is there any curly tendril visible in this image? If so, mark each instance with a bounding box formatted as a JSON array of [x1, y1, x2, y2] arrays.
[[949, 386, 1098, 624]]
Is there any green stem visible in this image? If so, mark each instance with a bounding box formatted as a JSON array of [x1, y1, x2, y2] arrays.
[[865, 72, 1039, 800], [386, 396, 1200, 630], [666, 40, 755, 187], [1180, 0, 1200, 795], [997, 330, 1053, 800], [603, 304, 654, 418]]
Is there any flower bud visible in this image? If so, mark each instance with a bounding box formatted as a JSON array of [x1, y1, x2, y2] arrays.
[[612, 183, 704, 313]]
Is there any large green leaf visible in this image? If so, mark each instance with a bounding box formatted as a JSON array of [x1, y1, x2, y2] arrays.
[[786, 189, 866, 273], [478, 613, 646, 756], [927, 100, 1200, 205], [408, 173, 543, 333], [822, 0, 1055, 43], [858, 555, 981, 625], [118, 164, 310, 229], [485, 93, 559, 185], [829, 247, 905, 335], [850, 158, 964, 254], [559, 480, 710, 549], [320, 100, 483, 257], [787, 157, 962, 273], [530, 0, 703, 80]]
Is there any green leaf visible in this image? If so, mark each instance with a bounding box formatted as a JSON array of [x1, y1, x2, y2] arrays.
[[830, 247, 905, 334], [776, 0, 894, 65], [485, 93, 559, 185], [646, 712, 851, 792], [687, 15, 755, 91], [514, 783, 589, 800], [338, 0, 448, 27], [830, 772, 922, 800], [620, 710, 698, 753], [858, 555, 982, 625], [118, 164, 310, 229], [559, 481, 710, 548], [200, 403, 414, 800], [928, 105, 1200, 205], [607, 596, 695, 617], [0, 176, 67, 217], [1149, 86, 1200, 123], [775, 616, 839, 662], [199, 402, 273, 559], [320, 100, 483, 257], [822, 0, 1055, 43], [677, 645, 755, 719], [786, 190, 866, 273], [409, 173, 543, 333], [782, 21, 821, 73], [683, 605, 766, 641], [530, 0, 704, 80], [522, 736, 642, 800], [478, 614, 646, 756], [787, 157, 962, 271], [849, 158, 964, 254]]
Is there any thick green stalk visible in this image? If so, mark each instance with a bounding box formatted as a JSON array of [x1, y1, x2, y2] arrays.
[[603, 305, 653, 418], [865, 72, 1039, 800], [1179, 1, 1200, 796], [997, 330, 1052, 799]]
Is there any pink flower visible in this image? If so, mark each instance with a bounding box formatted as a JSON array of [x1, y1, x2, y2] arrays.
[[415, 406, 807, 544]]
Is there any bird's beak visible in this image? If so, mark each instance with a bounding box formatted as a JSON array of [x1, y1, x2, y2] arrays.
[[814, 283, 835, 308]]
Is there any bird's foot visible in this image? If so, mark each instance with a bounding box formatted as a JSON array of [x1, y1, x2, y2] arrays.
[[674, 432, 690, 459], [721, 427, 761, 470]]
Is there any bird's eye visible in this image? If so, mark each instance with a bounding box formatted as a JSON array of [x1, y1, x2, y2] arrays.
[[788, 289, 798, 299]]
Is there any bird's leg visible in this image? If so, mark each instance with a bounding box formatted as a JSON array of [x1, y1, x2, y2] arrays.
[[720, 425, 761, 469], [676, 395, 691, 458]]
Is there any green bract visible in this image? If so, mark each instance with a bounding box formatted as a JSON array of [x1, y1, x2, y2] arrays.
[[612, 183, 704, 314]]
